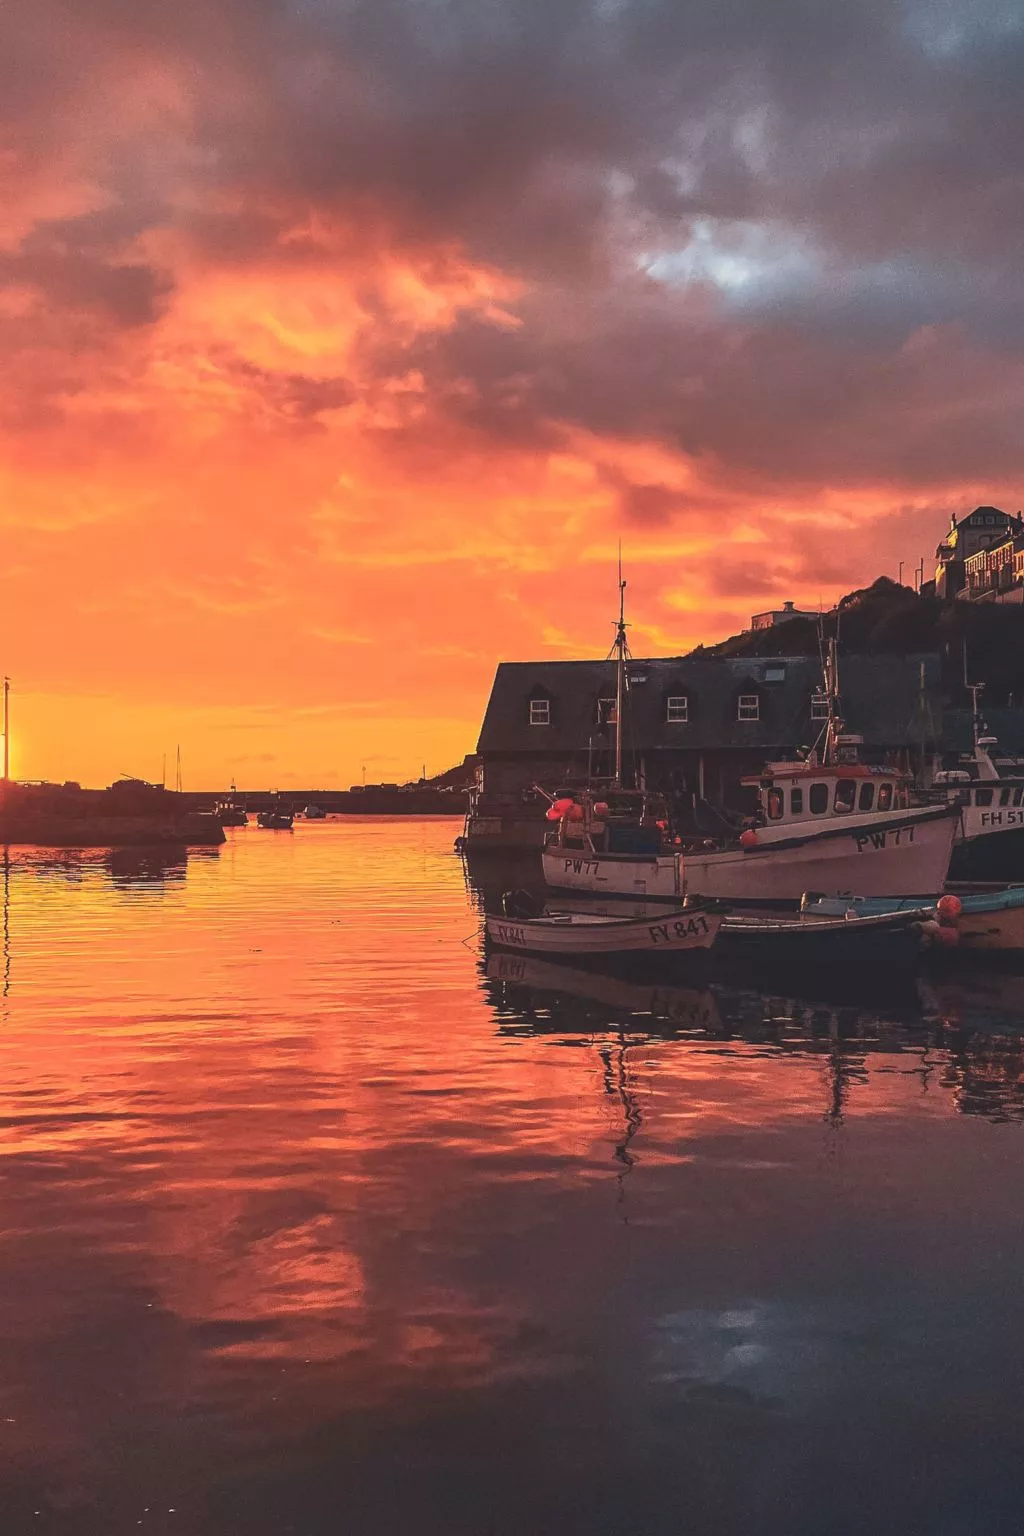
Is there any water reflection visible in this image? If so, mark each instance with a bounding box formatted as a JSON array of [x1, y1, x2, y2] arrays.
[[2, 823, 1024, 1534], [483, 946, 1024, 1124]]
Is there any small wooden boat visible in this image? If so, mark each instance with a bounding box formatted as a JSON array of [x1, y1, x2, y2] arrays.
[[808, 886, 1024, 953], [257, 808, 294, 830], [485, 906, 721, 957], [718, 904, 940, 961]]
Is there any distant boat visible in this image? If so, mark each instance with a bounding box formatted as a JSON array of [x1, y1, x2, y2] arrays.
[[257, 804, 294, 829], [302, 804, 327, 820], [215, 782, 248, 826]]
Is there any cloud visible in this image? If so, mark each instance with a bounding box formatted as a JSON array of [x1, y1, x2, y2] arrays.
[[2, 0, 1024, 781]]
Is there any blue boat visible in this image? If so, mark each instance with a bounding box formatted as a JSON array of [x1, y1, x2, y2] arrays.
[[807, 886, 1024, 952]]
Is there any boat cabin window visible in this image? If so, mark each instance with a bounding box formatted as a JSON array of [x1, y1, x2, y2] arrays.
[[809, 783, 829, 815], [737, 693, 760, 722], [766, 787, 784, 819], [529, 699, 550, 726], [666, 695, 689, 723], [1015, 787, 1024, 808], [596, 697, 617, 726], [1000, 787, 1012, 807], [810, 690, 829, 721], [790, 786, 803, 815], [833, 779, 856, 814], [975, 787, 993, 807], [858, 782, 875, 812], [877, 782, 893, 811]]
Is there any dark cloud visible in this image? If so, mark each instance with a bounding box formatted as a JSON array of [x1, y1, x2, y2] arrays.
[[3, 0, 1024, 495]]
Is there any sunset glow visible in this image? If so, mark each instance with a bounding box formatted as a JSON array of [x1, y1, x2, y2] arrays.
[[3, 0, 1023, 784]]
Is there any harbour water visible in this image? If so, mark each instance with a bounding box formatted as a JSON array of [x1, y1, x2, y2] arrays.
[[3, 820, 1024, 1533]]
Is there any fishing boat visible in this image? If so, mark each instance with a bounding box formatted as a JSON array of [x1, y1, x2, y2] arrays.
[[215, 783, 248, 827], [933, 685, 1024, 881], [484, 905, 720, 957], [257, 801, 294, 829], [542, 634, 959, 904]]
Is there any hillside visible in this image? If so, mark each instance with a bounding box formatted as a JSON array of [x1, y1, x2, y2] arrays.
[[710, 578, 1024, 706]]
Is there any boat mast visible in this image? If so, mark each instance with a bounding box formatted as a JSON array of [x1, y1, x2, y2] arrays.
[[613, 553, 628, 788], [2, 676, 9, 783]]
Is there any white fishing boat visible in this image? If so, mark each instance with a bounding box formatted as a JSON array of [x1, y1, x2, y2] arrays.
[[934, 685, 1024, 882], [484, 905, 720, 957], [543, 637, 959, 904]]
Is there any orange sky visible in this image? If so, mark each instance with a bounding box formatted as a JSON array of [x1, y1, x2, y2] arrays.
[[3, 0, 1024, 786]]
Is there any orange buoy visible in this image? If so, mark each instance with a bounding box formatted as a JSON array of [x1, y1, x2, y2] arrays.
[[936, 894, 962, 919], [740, 828, 758, 848]]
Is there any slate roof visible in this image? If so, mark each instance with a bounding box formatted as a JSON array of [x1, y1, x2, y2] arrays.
[[477, 653, 944, 755]]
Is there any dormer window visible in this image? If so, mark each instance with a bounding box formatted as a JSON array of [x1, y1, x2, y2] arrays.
[[529, 698, 550, 726], [737, 693, 760, 722], [596, 697, 617, 726], [666, 695, 689, 723]]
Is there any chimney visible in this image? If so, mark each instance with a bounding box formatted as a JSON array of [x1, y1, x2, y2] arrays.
[[783, 600, 795, 612]]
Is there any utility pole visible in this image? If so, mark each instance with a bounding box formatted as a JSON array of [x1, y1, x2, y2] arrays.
[[898, 560, 904, 587], [2, 677, 8, 783]]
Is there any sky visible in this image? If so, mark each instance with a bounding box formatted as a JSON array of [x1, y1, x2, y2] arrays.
[[2, 0, 1024, 787]]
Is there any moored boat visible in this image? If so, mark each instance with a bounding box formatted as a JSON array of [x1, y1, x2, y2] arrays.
[[484, 905, 720, 957], [934, 687, 1024, 882], [542, 637, 959, 904], [257, 802, 294, 829], [809, 886, 1024, 954]]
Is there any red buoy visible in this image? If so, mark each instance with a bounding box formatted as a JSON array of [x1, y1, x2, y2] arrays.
[[936, 894, 962, 920], [740, 828, 758, 848]]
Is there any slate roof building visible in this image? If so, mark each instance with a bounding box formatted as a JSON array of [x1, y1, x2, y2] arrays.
[[469, 651, 943, 849]]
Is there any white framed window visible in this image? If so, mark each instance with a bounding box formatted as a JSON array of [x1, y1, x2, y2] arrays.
[[810, 690, 829, 721], [737, 693, 760, 722], [666, 695, 689, 723], [529, 698, 550, 726], [596, 697, 617, 725]]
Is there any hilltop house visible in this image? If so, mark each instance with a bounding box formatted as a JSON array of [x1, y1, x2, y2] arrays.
[[934, 506, 1021, 598], [750, 600, 819, 630]]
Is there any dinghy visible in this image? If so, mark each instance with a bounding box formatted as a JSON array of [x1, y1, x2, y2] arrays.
[[807, 887, 1024, 954], [484, 906, 721, 957]]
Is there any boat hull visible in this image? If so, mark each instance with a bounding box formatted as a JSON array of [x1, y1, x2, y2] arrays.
[[541, 847, 680, 899], [948, 823, 1024, 882], [543, 806, 959, 903], [484, 908, 720, 956], [682, 808, 957, 902]]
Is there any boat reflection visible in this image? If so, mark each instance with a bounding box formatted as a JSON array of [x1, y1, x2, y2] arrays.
[[482, 951, 1024, 1124]]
